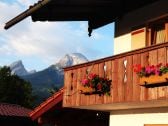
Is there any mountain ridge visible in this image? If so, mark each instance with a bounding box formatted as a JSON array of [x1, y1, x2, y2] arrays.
[[10, 60, 28, 76], [9, 60, 36, 76], [9, 53, 88, 105]]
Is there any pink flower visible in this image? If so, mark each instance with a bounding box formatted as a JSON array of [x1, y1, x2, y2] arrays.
[[145, 65, 156, 74], [154, 69, 160, 75], [82, 79, 89, 86], [150, 65, 155, 74], [145, 66, 151, 74], [88, 73, 97, 79], [134, 63, 168, 77]]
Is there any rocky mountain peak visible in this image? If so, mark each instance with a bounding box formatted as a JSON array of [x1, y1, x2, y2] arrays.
[[10, 60, 22, 67], [57, 53, 88, 68], [10, 60, 28, 76]]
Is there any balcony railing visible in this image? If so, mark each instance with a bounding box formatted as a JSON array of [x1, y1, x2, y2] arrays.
[[63, 42, 168, 111]]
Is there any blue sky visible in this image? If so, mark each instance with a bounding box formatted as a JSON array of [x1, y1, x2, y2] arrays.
[[0, 0, 114, 71]]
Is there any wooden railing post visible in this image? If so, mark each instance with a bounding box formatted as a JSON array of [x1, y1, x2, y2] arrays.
[[165, 22, 168, 42]]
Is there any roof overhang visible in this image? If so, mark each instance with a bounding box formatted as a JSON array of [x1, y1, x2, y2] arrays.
[[4, 0, 159, 35]]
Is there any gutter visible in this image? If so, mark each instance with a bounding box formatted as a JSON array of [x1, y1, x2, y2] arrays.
[[4, 0, 51, 30]]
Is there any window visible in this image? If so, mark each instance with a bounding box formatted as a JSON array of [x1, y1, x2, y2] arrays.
[[147, 18, 168, 46], [131, 17, 168, 50]]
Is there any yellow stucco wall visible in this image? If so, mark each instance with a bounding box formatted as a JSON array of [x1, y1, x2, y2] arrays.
[[114, 28, 146, 55], [131, 28, 146, 50], [110, 108, 168, 126], [114, 33, 131, 55]]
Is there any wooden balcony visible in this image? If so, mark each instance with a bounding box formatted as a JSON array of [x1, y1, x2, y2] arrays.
[[63, 42, 168, 111]]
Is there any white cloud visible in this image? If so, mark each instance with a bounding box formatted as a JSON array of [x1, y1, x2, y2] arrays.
[[0, 1, 22, 29], [0, 0, 113, 69], [16, 0, 37, 7]]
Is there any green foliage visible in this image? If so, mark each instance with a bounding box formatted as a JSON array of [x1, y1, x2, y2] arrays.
[[47, 84, 59, 95], [0, 66, 35, 108]]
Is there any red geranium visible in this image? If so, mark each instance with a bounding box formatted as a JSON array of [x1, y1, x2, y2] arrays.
[[81, 73, 111, 95], [134, 63, 168, 77]]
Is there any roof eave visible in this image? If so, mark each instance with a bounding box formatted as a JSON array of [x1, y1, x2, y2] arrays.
[[4, 0, 51, 30]]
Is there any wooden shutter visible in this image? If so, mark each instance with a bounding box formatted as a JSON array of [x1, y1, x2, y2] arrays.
[[131, 28, 146, 50], [165, 22, 168, 42]]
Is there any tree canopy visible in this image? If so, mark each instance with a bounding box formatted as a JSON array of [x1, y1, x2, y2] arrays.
[[0, 66, 34, 108]]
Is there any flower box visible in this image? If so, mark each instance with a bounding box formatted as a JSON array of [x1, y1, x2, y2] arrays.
[[140, 73, 168, 85], [80, 73, 111, 95], [80, 86, 95, 94], [134, 63, 168, 86], [79, 86, 104, 95]]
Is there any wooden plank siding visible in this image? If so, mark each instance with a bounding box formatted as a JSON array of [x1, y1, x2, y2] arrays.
[[80, 67, 87, 106], [132, 54, 141, 102], [96, 63, 104, 104], [140, 52, 149, 101], [157, 48, 166, 99], [125, 56, 133, 102], [104, 60, 113, 103], [63, 42, 168, 110], [112, 60, 119, 103], [148, 50, 158, 100]]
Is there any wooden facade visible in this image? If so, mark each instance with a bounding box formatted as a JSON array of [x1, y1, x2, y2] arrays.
[[63, 42, 168, 111]]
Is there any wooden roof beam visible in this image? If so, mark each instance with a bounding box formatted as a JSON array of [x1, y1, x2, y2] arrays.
[[4, 0, 51, 30]]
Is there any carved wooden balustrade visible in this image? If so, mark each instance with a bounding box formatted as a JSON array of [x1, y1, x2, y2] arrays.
[[63, 42, 168, 111]]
